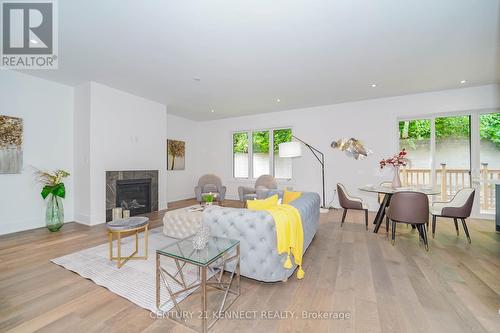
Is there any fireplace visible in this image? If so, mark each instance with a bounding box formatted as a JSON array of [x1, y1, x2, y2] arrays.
[[105, 170, 159, 221], [116, 178, 152, 216]]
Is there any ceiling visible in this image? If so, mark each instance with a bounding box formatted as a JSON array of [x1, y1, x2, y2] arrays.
[[21, 0, 500, 120]]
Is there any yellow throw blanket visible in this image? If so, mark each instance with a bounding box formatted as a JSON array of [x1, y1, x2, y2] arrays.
[[265, 204, 305, 279]]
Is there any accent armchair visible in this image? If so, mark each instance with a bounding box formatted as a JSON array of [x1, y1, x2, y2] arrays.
[[194, 174, 226, 204], [431, 188, 475, 243], [238, 175, 278, 204]]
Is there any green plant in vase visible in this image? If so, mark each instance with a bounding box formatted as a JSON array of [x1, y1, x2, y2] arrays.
[[35, 168, 70, 232], [202, 193, 215, 205]]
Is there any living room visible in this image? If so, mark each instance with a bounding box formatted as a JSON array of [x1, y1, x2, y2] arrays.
[[1, 1, 499, 332]]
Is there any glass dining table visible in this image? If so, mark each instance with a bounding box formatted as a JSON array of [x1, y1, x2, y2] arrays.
[[359, 185, 441, 233]]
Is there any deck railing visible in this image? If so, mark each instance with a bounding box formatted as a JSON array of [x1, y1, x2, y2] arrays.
[[401, 163, 499, 211]]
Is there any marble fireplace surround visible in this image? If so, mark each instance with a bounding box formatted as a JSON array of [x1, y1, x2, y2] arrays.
[[106, 170, 159, 221]]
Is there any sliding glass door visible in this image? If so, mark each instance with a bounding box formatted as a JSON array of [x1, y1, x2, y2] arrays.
[[479, 112, 500, 213], [399, 110, 499, 216], [398, 119, 432, 187], [434, 115, 471, 201]]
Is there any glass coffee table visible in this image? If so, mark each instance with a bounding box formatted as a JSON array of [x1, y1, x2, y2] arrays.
[[156, 236, 240, 333]]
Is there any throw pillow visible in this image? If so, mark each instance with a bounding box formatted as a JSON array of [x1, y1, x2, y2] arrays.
[[283, 190, 302, 204], [247, 194, 279, 210]]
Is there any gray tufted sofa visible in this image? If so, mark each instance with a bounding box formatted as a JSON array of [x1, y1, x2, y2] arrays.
[[202, 192, 320, 282]]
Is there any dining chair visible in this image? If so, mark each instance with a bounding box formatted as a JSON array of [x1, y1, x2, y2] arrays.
[[386, 191, 430, 251], [430, 188, 475, 243], [337, 183, 369, 230]]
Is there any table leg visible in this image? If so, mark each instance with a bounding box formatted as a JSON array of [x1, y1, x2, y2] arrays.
[[156, 252, 160, 310], [373, 194, 391, 233], [201, 266, 207, 333]]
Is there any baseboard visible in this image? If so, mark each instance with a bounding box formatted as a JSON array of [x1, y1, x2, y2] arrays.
[[0, 217, 74, 236]]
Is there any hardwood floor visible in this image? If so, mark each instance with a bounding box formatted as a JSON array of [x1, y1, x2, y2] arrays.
[[1, 199, 499, 333]]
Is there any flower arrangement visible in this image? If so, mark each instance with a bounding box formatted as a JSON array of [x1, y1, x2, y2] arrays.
[[35, 169, 70, 198], [34, 168, 70, 231], [379, 149, 408, 169]]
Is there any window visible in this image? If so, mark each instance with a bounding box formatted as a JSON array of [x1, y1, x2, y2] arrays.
[[273, 128, 292, 179], [233, 132, 249, 178], [252, 131, 270, 178], [232, 128, 292, 179]]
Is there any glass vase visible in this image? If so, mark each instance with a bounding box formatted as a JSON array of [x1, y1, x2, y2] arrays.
[[46, 193, 64, 232], [392, 166, 402, 188]]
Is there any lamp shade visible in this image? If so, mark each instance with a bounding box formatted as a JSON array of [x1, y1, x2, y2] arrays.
[[279, 141, 302, 158]]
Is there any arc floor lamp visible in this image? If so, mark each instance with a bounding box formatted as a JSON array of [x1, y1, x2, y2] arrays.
[[279, 136, 327, 211]]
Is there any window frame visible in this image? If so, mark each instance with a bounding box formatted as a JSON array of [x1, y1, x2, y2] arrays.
[[231, 126, 293, 180]]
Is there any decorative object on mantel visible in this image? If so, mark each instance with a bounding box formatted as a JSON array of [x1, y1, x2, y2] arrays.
[[112, 207, 123, 221], [202, 192, 216, 206], [167, 139, 185, 170], [279, 136, 328, 212], [379, 149, 408, 188], [34, 168, 70, 232], [0, 115, 23, 174], [192, 227, 210, 250], [330, 137, 371, 160]]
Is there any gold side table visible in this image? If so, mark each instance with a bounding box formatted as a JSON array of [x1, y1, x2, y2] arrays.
[[106, 216, 149, 268]]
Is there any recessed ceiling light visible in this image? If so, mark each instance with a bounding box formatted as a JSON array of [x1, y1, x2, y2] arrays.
[[276, 98, 281, 103], [460, 80, 467, 84], [193, 77, 201, 81], [210, 109, 215, 113], [371, 84, 377, 88]]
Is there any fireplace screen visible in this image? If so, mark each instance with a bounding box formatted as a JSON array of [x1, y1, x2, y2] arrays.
[[115, 178, 152, 217]]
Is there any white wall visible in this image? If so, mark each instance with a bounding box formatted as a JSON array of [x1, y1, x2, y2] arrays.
[[84, 82, 167, 225], [74, 82, 91, 224], [75, 82, 167, 225], [196, 84, 500, 211], [0, 71, 75, 234], [166, 113, 201, 202]]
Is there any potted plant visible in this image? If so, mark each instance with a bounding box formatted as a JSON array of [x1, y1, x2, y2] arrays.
[[202, 192, 215, 206], [35, 169, 70, 232], [379, 149, 408, 188]]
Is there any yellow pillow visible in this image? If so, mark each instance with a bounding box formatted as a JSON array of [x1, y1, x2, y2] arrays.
[[283, 190, 302, 204], [247, 195, 279, 210]]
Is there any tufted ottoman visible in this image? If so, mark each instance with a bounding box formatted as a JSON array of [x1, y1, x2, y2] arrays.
[[163, 205, 215, 238]]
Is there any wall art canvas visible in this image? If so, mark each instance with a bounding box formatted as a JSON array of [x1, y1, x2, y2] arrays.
[[0, 115, 23, 174], [167, 139, 185, 170]]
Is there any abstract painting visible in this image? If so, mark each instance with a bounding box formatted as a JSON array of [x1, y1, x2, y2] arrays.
[[0, 115, 23, 174], [167, 139, 185, 170]]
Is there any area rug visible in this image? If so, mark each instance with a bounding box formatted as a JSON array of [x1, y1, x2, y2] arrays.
[[51, 228, 202, 313]]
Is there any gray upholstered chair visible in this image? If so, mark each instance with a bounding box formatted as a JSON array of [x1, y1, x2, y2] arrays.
[[194, 174, 226, 204], [431, 188, 475, 243], [337, 183, 369, 230], [238, 175, 278, 204], [386, 191, 430, 250]]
